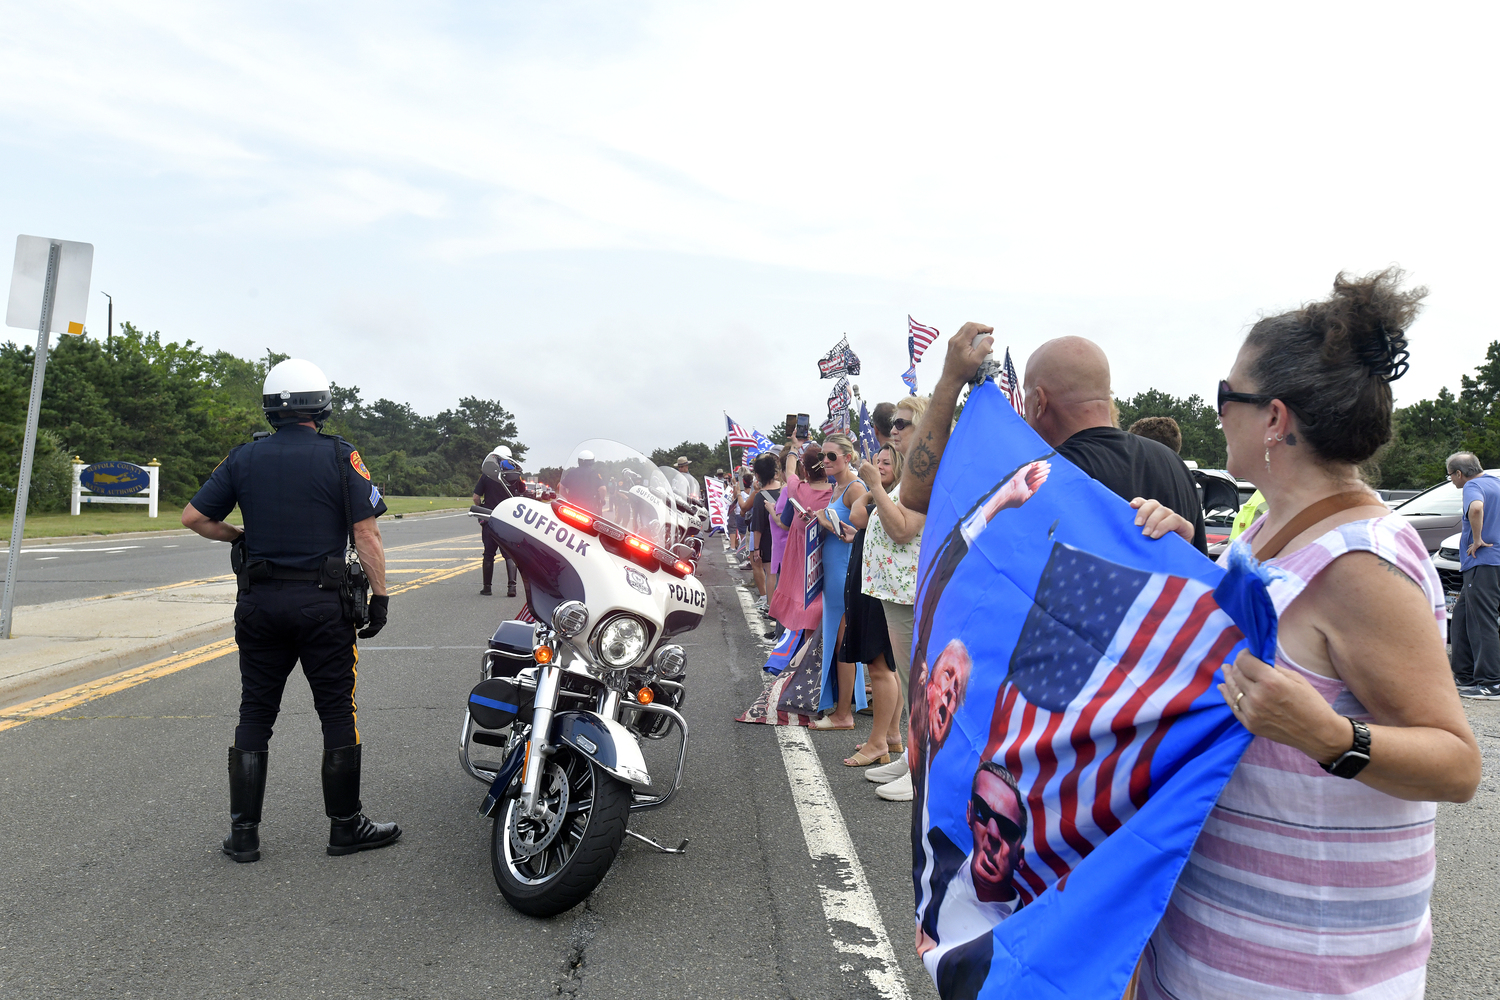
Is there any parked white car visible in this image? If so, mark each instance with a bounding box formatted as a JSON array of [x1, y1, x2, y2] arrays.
[[1433, 533, 1461, 617]]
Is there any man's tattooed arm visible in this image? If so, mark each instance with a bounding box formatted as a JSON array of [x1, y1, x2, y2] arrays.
[[899, 385, 961, 515]]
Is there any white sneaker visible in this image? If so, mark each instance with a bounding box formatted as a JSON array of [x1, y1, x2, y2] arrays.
[[754, 596, 768, 609], [876, 771, 912, 801], [865, 753, 909, 784]]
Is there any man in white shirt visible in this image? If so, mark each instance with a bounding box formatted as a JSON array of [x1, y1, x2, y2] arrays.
[[918, 761, 1029, 1000]]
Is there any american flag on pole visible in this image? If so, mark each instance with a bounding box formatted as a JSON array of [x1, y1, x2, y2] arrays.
[[909, 315, 940, 364], [725, 414, 757, 449], [999, 347, 1025, 416], [909, 380, 1264, 999]]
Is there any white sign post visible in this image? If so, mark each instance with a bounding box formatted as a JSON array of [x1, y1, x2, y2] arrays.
[[2, 235, 94, 639]]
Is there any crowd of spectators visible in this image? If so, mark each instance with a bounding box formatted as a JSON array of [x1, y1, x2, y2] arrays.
[[710, 268, 1480, 998]]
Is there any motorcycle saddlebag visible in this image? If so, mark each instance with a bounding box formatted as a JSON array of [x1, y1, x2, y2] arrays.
[[468, 677, 534, 731]]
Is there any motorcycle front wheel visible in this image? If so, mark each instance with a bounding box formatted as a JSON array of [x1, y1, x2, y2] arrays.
[[491, 745, 631, 917]]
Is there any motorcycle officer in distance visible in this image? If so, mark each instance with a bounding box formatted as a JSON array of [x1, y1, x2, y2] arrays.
[[473, 444, 525, 597], [182, 358, 399, 863]]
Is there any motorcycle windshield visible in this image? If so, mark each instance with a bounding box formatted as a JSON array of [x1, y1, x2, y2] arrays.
[[560, 439, 669, 546], [659, 467, 695, 506]]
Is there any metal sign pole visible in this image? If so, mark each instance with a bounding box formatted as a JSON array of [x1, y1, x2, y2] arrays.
[[1, 241, 61, 639]]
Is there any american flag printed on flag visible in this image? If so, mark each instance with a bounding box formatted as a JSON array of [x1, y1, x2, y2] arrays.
[[909, 380, 1262, 999], [909, 315, 940, 363], [725, 414, 757, 448], [902, 363, 918, 395], [999, 347, 1025, 416], [984, 543, 1242, 900]]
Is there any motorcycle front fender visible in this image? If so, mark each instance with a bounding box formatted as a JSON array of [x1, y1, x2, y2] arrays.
[[551, 710, 652, 791], [477, 738, 528, 818]]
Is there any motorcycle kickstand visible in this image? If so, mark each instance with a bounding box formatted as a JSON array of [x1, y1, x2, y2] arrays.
[[625, 829, 689, 854]]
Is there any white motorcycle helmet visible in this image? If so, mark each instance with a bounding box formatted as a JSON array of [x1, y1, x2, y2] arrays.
[[492, 445, 513, 461], [262, 358, 333, 427], [577, 450, 595, 464]]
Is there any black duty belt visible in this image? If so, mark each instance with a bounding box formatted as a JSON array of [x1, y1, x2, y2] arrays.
[[266, 568, 320, 581]]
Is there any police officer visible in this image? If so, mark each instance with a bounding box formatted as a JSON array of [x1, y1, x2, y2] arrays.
[[473, 444, 523, 597], [560, 449, 607, 513], [182, 358, 399, 863]]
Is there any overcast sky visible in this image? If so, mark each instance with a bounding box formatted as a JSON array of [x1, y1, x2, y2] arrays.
[[2, 2, 1495, 467]]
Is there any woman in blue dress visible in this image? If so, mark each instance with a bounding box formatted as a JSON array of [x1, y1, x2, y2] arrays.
[[809, 434, 868, 730]]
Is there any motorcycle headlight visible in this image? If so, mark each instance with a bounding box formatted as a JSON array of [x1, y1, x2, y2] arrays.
[[552, 601, 589, 638], [654, 644, 686, 680], [593, 615, 649, 669]]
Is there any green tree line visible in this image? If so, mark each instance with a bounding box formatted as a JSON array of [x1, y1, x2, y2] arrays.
[[0, 325, 525, 512]]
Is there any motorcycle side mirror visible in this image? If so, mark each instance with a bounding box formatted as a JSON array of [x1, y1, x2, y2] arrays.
[[482, 455, 503, 481]]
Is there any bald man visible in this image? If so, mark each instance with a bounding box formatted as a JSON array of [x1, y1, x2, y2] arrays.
[[903, 325, 1206, 553]]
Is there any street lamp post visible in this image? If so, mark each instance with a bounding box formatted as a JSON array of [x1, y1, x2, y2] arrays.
[[100, 291, 111, 346]]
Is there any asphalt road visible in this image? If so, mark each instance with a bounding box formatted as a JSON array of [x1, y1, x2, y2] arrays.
[[0, 516, 936, 1000], [2, 515, 1496, 999], [0, 511, 476, 606]]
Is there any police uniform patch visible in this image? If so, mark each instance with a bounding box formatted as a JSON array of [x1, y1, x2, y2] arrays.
[[350, 450, 372, 480], [370, 484, 381, 506]]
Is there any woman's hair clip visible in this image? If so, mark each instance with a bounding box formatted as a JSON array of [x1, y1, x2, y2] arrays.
[[1356, 327, 1410, 383]]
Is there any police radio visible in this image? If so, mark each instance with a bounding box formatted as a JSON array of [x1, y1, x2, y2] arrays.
[[331, 440, 371, 627]]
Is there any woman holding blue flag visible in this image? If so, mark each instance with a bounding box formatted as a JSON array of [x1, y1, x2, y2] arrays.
[[1138, 269, 1482, 1000]]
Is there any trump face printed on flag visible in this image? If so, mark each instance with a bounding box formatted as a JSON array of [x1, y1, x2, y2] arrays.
[[910, 381, 1265, 1000]]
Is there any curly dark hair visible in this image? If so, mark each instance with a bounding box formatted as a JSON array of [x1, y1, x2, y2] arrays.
[[1244, 268, 1426, 465]]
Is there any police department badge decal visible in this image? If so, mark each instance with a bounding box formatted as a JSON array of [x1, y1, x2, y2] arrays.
[[350, 450, 372, 480], [624, 566, 651, 595]]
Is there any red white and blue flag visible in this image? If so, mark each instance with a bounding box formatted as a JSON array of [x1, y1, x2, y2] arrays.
[[725, 414, 757, 449], [910, 381, 1270, 999], [909, 315, 940, 364], [902, 363, 918, 395], [999, 347, 1025, 416]]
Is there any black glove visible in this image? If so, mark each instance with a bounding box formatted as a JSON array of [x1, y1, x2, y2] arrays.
[[359, 594, 389, 639]]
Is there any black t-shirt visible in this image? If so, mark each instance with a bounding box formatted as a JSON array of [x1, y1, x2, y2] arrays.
[[190, 425, 388, 571], [473, 474, 511, 509], [1055, 426, 1207, 554], [750, 486, 780, 560]]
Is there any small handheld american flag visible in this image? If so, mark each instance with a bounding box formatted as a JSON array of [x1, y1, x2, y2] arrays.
[[909, 315, 940, 363]]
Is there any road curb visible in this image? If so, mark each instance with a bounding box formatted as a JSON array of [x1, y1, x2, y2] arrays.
[[0, 616, 235, 709]]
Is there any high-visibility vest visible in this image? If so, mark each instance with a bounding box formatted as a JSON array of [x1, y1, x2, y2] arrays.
[[1230, 489, 1267, 541]]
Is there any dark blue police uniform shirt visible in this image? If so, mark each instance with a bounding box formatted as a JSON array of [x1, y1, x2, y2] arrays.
[[191, 425, 388, 572]]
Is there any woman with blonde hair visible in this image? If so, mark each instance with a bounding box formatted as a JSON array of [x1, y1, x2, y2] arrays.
[[857, 396, 929, 799], [808, 433, 868, 730], [842, 442, 904, 765]]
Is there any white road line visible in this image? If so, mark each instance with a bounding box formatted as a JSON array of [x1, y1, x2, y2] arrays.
[[35, 556, 59, 561], [727, 555, 910, 1000]]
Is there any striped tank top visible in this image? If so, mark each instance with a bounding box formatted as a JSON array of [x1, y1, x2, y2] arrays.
[[1140, 514, 1446, 1000]]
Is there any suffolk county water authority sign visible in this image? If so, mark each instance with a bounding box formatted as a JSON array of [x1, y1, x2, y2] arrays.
[[80, 461, 149, 495]]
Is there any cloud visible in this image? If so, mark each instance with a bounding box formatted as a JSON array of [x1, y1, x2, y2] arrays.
[[1, 1, 1496, 464]]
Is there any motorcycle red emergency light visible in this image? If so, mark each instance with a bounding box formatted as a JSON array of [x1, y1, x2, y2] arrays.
[[625, 536, 654, 556], [553, 502, 596, 534]]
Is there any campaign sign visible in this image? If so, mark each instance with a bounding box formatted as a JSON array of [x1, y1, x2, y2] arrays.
[[80, 461, 149, 496], [803, 518, 823, 608], [910, 382, 1268, 1000]]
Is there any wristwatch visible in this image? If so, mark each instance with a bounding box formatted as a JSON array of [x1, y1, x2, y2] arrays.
[[1320, 718, 1372, 779]]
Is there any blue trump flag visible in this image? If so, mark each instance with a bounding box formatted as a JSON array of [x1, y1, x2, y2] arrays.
[[909, 382, 1268, 1000]]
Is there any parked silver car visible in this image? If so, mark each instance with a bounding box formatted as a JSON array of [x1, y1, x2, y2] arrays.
[[1391, 471, 1500, 553]]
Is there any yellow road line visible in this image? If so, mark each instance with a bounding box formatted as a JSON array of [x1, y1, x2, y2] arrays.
[[0, 638, 238, 734], [0, 555, 487, 734]]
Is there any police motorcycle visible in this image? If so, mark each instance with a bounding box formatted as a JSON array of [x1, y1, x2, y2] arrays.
[[460, 440, 704, 917], [657, 466, 709, 566]]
